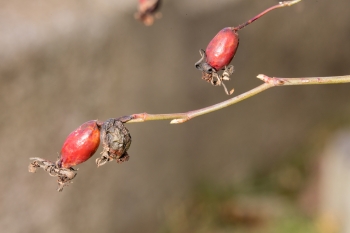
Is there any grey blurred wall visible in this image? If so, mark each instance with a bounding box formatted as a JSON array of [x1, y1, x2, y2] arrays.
[[0, 0, 349, 232]]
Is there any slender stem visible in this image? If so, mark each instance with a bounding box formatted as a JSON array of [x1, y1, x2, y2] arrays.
[[232, 0, 302, 32], [127, 74, 350, 124], [257, 74, 350, 86]]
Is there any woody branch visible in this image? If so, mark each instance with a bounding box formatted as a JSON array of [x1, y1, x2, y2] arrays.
[[126, 74, 350, 124]]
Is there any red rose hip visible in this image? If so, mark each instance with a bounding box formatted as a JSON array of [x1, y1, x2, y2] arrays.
[[195, 27, 239, 95], [59, 120, 100, 168], [205, 28, 239, 71], [195, 1, 300, 95], [29, 120, 101, 191]]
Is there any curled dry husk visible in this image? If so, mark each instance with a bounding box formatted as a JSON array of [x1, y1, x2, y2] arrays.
[[96, 117, 132, 167], [29, 157, 77, 192]]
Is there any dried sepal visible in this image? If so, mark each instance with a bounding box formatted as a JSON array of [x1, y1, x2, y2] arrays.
[[201, 71, 214, 84], [96, 116, 133, 167], [29, 157, 77, 192], [195, 48, 236, 95]]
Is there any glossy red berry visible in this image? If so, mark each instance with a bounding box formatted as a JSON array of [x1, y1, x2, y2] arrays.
[[59, 120, 100, 168], [195, 27, 239, 95], [205, 27, 239, 71], [29, 120, 101, 191]]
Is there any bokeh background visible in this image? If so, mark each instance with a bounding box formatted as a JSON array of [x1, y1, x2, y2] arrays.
[[1, 0, 350, 232]]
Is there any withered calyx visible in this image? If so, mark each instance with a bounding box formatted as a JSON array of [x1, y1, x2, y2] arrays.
[[96, 116, 133, 167]]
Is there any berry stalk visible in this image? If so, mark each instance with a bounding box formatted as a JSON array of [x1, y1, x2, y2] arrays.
[[232, 0, 302, 32]]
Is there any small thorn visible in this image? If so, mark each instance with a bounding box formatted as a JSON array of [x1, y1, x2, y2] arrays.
[[170, 118, 187, 124], [256, 74, 267, 80], [257, 74, 271, 83], [229, 88, 235, 95]]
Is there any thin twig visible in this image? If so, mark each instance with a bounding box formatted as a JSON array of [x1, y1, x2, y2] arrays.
[[232, 0, 302, 32], [126, 74, 350, 124]]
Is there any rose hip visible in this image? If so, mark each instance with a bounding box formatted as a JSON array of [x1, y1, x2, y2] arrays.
[[59, 120, 100, 168], [195, 27, 238, 95], [205, 28, 239, 71], [195, 1, 300, 95], [29, 120, 101, 191]]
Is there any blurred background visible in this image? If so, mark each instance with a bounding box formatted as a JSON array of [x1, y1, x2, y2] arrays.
[[1, 0, 350, 232]]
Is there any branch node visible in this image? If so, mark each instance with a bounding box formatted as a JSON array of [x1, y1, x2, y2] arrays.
[[257, 74, 285, 86], [129, 113, 148, 122]]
